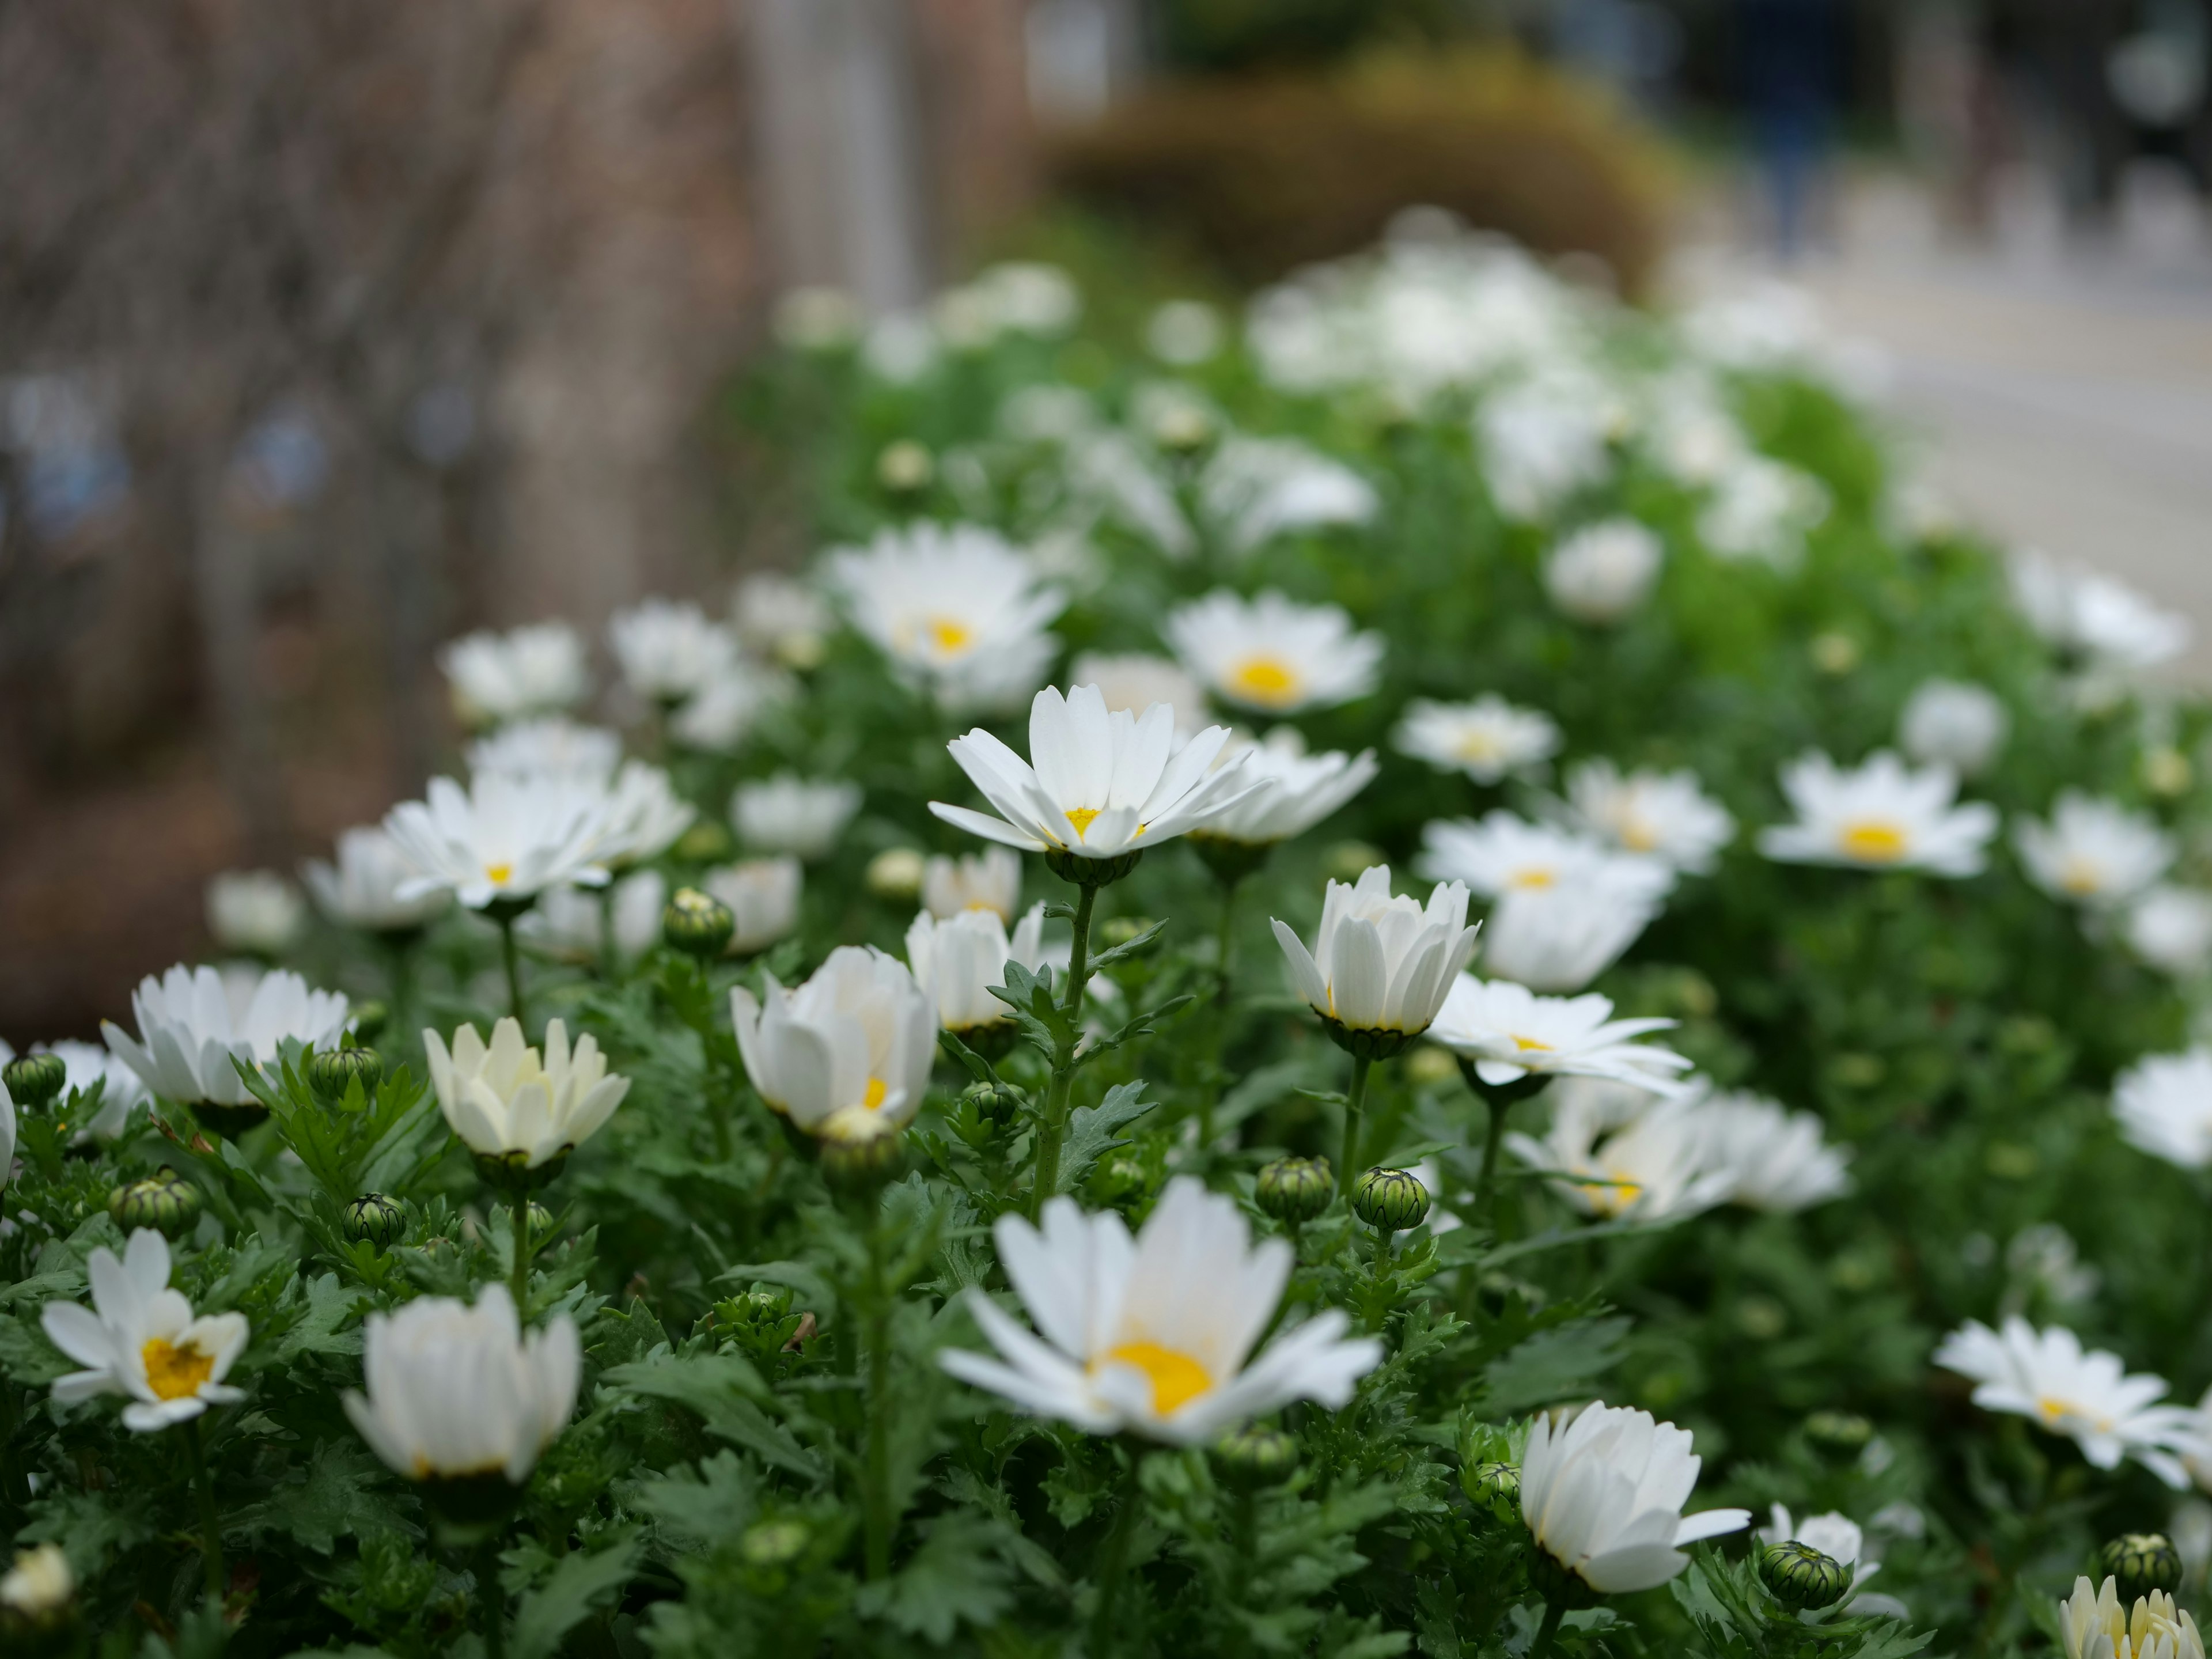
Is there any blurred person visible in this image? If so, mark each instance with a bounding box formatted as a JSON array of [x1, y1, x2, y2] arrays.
[[1741, 0, 1842, 260]]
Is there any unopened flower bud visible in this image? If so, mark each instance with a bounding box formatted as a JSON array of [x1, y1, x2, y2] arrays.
[[866, 847, 926, 901], [108, 1169, 202, 1238], [1213, 1425, 1298, 1488], [741, 1517, 811, 1570], [343, 1192, 407, 1249], [309, 1046, 384, 1104], [1464, 1460, 1519, 1511], [2, 1054, 65, 1111], [1351, 1167, 1430, 1232], [1802, 1410, 1873, 1452], [1096, 1156, 1148, 1202], [877, 440, 934, 494], [963, 1080, 1024, 1130], [1255, 1157, 1334, 1225], [663, 887, 736, 960], [1757, 1541, 1851, 1612], [2100, 1533, 2183, 1603]]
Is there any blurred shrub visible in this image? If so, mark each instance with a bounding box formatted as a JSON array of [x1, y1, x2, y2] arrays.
[[1048, 49, 1673, 294], [1154, 0, 1457, 70]]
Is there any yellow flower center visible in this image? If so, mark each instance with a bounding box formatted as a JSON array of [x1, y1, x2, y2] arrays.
[[485, 862, 514, 887], [142, 1337, 214, 1402], [2059, 859, 2104, 896], [1621, 820, 1660, 853], [1066, 807, 1101, 840], [863, 1077, 888, 1111], [925, 616, 975, 657], [1226, 654, 1301, 708], [1513, 1036, 1552, 1052], [1456, 732, 1502, 762], [1838, 821, 1908, 862], [1099, 1341, 1213, 1415], [1511, 868, 1557, 890], [1578, 1178, 1642, 1218]]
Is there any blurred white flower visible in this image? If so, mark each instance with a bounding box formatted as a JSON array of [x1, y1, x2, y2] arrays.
[[592, 761, 696, 867], [1760, 1506, 1906, 1619], [2114, 1049, 2212, 1171], [1395, 696, 1562, 784], [732, 774, 862, 862], [940, 1177, 1380, 1442], [1146, 298, 1224, 365], [1510, 1094, 1734, 1222], [1, 1039, 146, 1141], [669, 658, 793, 753], [304, 827, 448, 935], [702, 858, 804, 954], [1543, 518, 1665, 624], [1069, 652, 1211, 738], [42, 1229, 248, 1431], [1566, 761, 1736, 874], [862, 312, 939, 382], [1165, 589, 1384, 717], [827, 524, 1066, 713], [608, 599, 739, 706], [205, 870, 305, 957], [1200, 437, 1377, 555], [103, 965, 349, 1107], [0, 1080, 12, 1193], [2057, 1575, 2204, 1659], [733, 571, 833, 669], [1686, 1091, 1851, 1211], [1758, 751, 1998, 876], [772, 286, 861, 352], [522, 869, 666, 965], [2127, 887, 2212, 977], [730, 946, 934, 1143], [1697, 456, 1829, 565], [384, 774, 611, 908], [423, 1017, 630, 1170], [923, 848, 1022, 922], [1639, 371, 1747, 487], [2006, 1223, 2100, 1311], [1934, 1317, 2203, 1486], [1899, 679, 2010, 777], [2012, 551, 2193, 677], [2017, 793, 2174, 908], [966, 262, 1082, 337], [1519, 1401, 1749, 1593], [466, 717, 622, 786], [1271, 865, 1479, 1038], [1478, 370, 1619, 521], [907, 903, 1049, 1036], [1193, 730, 1377, 847], [1682, 282, 1830, 373], [1416, 811, 1671, 902], [1427, 975, 1689, 1092], [440, 622, 589, 728], [0, 1542, 73, 1617], [1479, 873, 1666, 993]]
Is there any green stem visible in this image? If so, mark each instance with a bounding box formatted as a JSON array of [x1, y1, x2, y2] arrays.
[[510, 1187, 532, 1316], [184, 1415, 224, 1604], [1336, 1054, 1374, 1198], [1198, 879, 1241, 1151], [1527, 1597, 1566, 1659], [1089, 1450, 1144, 1658], [478, 1537, 507, 1659], [862, 1219, 893, 1580], [598, 884, 619, 979], [1475, 1088, 1512, 1230], [498, 912, 526, 1028], [1031, 882, 1100, 1220]]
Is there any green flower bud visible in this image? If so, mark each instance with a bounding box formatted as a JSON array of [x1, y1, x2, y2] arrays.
[[877, 440, 934, 494], [1255, 1156, 1334, 1225], [1758, 1541, 1852, 1612], [740, 1517, 812, 1570], [663, 887, 736, 959], [108, 1169, 202, 1238], [1351, 1167, 1430, 1232], [1802, 1410, 1873, 1452], [674, 821, 733, 862], [527, 1202, 555, 1244], [1096, 1156, 1148, 1202], [309, 1046, 384, 1104], [865, 848, 926, 900], [343, 1192, 407, 1249], [1464, 1460, 1520, 1512], [2100, 1533, 2183, 1603], [1319, 1015, 1423, 1062], [819, 1117, 904, 1195], [3, 1053, 66, 1110], [1212, 1425, 1299, 1489], [963, 1080, 1025, 1130]]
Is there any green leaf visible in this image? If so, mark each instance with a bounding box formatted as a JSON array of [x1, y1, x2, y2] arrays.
[[232, 1441, 408, 1554], [632, 1449, 759, 1547], [0, 1312, 71, 1385], [1480, 1316, 1630, 1416], [1057, 1081, 1154, 1192], [853, 1513, 1014, 1644], [1088, 916, 1169, 969], [509, 1534, 642, 1659], [603, 1351, 825, 1483], [274, 1273, 365, 1363]]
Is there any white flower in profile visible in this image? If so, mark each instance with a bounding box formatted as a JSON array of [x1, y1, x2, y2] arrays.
[[2058, 1575, 2205, 1659], [1899, 679, 2010, 777], [608, 599, 739, 706], [1146, 298, 1224, 365], [1068, 653, 1211, 739], [0, 1080, 13, 1192], [940, 1177, 1380, 1442], [827, 524, 1066, 713], [2113, 1050, 2212, 1171], [1395, 696, 1562, 784], [1427, 975, 1690, 1092], [1761, 1506, 1907, 1619], [103, 965, 349, 1107], [592, 761, 697, 866], [1271, 866, 1480, 1039], [1192, 730, 1378, 847], [522, 870, 665, 965], [1697, 456, 1829, 566], [669, 657, 794, 753], [964, 261, 1081, 337], [1685, 1092, 1852, 1211], [1479, 874, 1666, 993], [304, 827, 447, 934], [2016, 793, 2174, 908], [1933, 1317, 2204, 1487], [1509, 1096, 1734, 1222], [440, 622, 589, 728], [2127, 887, 2212, 978], [423, 1017, 631, 1171], [1544, 520, 1665, 625], [1165, 589, 1384, 716], [1, 1040, 146, 1141], [733, 571, 833, 669], [1477, 371, 1618, 521], [1519, 1402, 1750, 1593], [730, 946, 935, 1143], [466, 717, 622, 786], [1758, 751, 1998, 876], [1566, 762, 1736, 874], [1417, 812, 1672, 902], [702, 858, 804, 954], [930, 684, 1256, 863], [732, 774, 863, 862], [0, 1542, 73, 1618], [382, 774, 611, 909], [344, 1285, 580, 1485], [205, 870, 305, 956], [2012, 551, 2192, 677], [923, 849, 1022, 922], [41, 1230, 248, 1431], [1200, 437, 1377, 555], [907, 904, 1049, 1037]]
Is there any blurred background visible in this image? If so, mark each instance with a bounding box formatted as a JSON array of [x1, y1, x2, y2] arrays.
[[2, 0, 2209, 1039]]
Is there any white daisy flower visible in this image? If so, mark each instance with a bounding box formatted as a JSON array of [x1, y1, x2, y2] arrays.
[[907, 904, 1050, 1037], [702, 858, 804, 955], [465, 717, 622, 786], [382, 774, 612, 909], [1509, 1095, 1734, 1222], [922, 849, 1022, 922], [929, 684, 1256, 866], [102, 964, 349, 1108], [0, 1543, 73, 1618], [1192, 730, 1378, 847], [41, 1230, 248, 1431], [2126, 887, 2212, 978], [204, 870, 305, 957], [1760, 1506, 1907, 1619], [304, 827, 448, 934], [1566, 761, 1737, 874], [1685, 1092, 1852, 1211], [1067, 653, 1211, 740], [668, 657, 794, 753], [1, 1040, 146, 1142], [2016, 793, 2175, 908], [826, 524, 1066, 713], [440, 622, 589, 728], [2012, 551, 2193, 677], [1543, 519, 1665, 625], [592, 760, 697, 867], [1697, 455, 1829, 566], [1164, 589, 1384, 717], [2057, 1575, 2205, 1659], [732, 571, 833, 669], [730, 946, 935, 1144], [1200, 436, 1377, 555], [521, 870, 666, 965], [423, 1017, 631, 1171], [344, 1285, 579, 1486], [1933, 1317, 2205, 1487], [2114, 1050, 2212, 1171], [939, 1177, 1381, 1443], [1519, 1401, 1750, 1594], [608, 599, 740, 706], [732, 774, 863, 862], [1416, 812, 1672, 902], [1271, 865, 1480, 1040], [1898, 679, 2010, 777], [1395, 696, 1562, 784], [1146, 298, 1224, 366], [1426, 975, 1690, 1093], [1758, 751, 1998, 876], [1477, 370, 1619, 521], [1478, 873, 1667, 994]]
